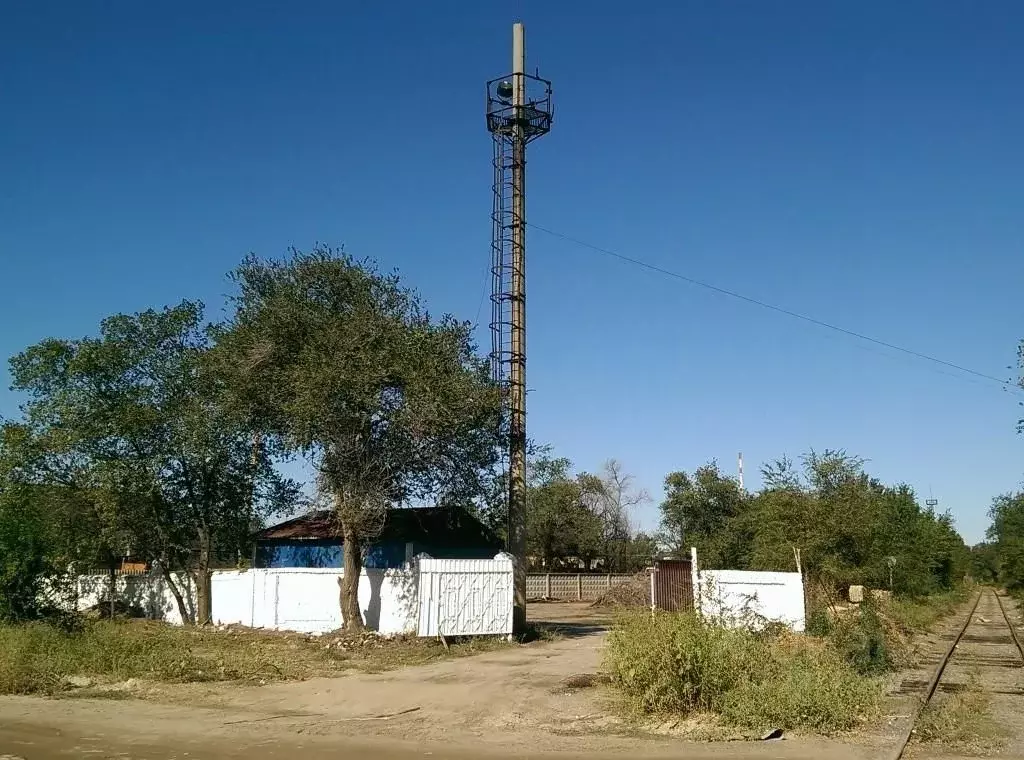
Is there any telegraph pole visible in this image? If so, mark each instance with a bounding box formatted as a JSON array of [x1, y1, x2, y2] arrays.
[[486, 23, 553, 631]]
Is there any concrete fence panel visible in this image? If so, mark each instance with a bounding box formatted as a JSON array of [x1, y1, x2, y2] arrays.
[[698, 569, 805, 632], [526, 573, 638, 601], [208, 568, 418, 634]]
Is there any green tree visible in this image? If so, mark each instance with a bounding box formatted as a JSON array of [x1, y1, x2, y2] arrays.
[[477, 438, 551, 545], [525, 456, 600, 569], [744, 486, 819, 573], [623, 531, 661, 570], [214, 248, 501, 630], [970, 542, 999, 584], [750, 450, 880, 585], [0, 416, 121, 620], [662, 449, 967, 595], [988, 492, 1024, 591], [9, 301, 295, 623], [0, 424, 58, 621], [659, 462, 748, 568]]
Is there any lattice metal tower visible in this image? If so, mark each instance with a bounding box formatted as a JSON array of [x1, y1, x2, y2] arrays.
[[486, 22, 552, 631]]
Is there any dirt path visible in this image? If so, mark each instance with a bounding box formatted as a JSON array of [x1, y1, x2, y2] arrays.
[[0, 602, 877, 759], [155, 619, 617, 748], [0, 702, 870, 760]]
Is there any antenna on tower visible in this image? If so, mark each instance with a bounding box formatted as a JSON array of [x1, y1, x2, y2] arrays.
[[738, 452, 744, 491], [486, 22, 553, 633]]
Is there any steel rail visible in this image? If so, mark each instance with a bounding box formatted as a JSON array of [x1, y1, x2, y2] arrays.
[[887, 589, 983, 760], [992, 590, 1024, 662]]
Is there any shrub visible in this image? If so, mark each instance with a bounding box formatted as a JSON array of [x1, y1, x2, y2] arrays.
[[827, 600, 906, 675], [721, 643, 880, 731], [605, 610, 879, 733], [605, 610, 762, 715], [805, 604, 834, 637]]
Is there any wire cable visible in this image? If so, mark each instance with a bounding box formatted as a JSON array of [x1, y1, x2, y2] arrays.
[[528, 221, 1020, 394]]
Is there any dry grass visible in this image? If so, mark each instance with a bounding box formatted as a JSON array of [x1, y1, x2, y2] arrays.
[[0, 619, 511, 695], [888, 587, 969, 635], [915, 679, 1006, 751]]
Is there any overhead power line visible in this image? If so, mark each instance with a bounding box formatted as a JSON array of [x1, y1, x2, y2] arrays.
[[528, 221, 1020, 394]]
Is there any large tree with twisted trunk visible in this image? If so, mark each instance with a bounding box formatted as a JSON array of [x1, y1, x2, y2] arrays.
[[214, 247, 502, 630]]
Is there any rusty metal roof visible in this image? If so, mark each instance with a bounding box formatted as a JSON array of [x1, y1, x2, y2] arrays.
[[256, 510, 337, 540]]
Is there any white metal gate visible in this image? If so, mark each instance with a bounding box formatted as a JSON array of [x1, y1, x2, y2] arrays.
[[417, 556, 514, 636]]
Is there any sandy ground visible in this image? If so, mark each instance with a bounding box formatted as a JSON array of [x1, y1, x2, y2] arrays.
[[0, 602, 922, 759]]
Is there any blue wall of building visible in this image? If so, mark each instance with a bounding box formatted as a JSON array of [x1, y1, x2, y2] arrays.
[[256, 540, 406, 569], [256, 540, 498, 570]]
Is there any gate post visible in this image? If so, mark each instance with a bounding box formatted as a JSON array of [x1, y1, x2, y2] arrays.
[[690, 547, 700, 617], [577, 574, 582, 600], [546, 573, 551, 599]]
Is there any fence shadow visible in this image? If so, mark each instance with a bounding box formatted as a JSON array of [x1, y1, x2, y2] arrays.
[[530, 621, 608, 640], [362, 568, 418, 633], [76, 572, 197, 623]]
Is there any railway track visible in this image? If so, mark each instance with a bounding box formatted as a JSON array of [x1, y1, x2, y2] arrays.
[[890, 587, 1024, 759]]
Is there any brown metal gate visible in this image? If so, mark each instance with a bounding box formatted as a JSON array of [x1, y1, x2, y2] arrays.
[[653, 559, 694, 612]]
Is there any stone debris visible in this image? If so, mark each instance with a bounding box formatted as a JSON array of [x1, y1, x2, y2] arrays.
[[313, 631, 395, 651]]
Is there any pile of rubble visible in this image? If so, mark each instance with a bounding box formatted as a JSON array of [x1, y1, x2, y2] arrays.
[[205, 623, 401, 652], [590, 574, 651, 608], [306, 630, 405, 651]]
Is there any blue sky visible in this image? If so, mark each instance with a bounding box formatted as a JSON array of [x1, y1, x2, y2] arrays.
[[2, 1, 1021, 543]]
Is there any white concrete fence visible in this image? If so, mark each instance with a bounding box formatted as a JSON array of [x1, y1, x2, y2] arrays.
[[75, 555, 514, 637], [73, 556, 806, 634], [697, 569, 806, 632], [524, 569, 806, 633]]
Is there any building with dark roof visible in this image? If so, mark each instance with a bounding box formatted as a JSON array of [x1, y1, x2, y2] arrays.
[[254, 506, 503, 569]]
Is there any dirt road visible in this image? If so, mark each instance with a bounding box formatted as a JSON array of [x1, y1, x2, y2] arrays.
[[0, 603, 875, 759], [0, 707, 868, 760]]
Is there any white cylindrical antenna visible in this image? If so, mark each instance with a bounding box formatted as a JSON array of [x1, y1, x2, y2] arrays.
[[738, 451, 744, 491], [512, 22, 525, 105]]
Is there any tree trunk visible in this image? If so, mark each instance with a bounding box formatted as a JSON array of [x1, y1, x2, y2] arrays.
[[160, 562, 194, 625], [195, 526, 213, 625], [340, 519, 364, 631]]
